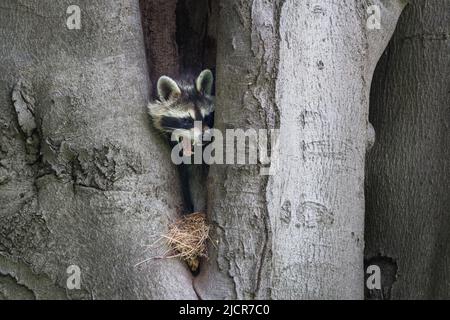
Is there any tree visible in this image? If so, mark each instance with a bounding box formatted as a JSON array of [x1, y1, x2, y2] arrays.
[[194, 0, 406, 299], [4, 0, 446, 300], [365, 0, 449, 299], [0, 0, 195, 299]]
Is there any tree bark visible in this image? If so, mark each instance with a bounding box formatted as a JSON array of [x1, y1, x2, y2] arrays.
[[0, 0, 196, 299], [176, 0, 218, 76], [140, 0, 180, 87], [365, 0, 449, 299], [194, 0, 406, 299]]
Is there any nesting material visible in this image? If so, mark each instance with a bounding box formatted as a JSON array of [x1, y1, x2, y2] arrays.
[[164, 212, 210, 272]]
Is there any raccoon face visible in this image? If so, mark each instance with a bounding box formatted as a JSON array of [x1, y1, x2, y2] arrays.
[[148, 70, 214, 152]]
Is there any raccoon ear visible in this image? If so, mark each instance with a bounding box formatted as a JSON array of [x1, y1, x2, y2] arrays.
[[157, 76, 181, 101], [195, 69, 213, 95]]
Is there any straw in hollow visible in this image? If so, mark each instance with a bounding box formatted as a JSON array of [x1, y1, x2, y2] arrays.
[[164, 212, 209, 271]]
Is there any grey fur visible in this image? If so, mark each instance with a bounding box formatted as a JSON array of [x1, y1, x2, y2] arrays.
[[147, 70, 215, 214]]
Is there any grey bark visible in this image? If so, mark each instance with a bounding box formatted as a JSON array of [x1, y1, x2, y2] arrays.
[[194, 0, 405, 299], [365, 0, 449, 299], [0, 0, 196, 299]]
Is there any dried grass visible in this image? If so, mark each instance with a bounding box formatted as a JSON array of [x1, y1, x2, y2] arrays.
[[166, 212, 209, 255], [135, 213, 210, 272]]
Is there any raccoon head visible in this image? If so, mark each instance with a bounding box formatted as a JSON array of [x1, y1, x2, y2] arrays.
[[148, 69, 214, 154]]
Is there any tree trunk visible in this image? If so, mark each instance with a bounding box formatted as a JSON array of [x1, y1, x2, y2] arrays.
[[0, 0, 196, 299], [140, 0, 218, 93], [365, 0, 449, 299], [140, 0, 180, 87], [194, 0, 406, 299]]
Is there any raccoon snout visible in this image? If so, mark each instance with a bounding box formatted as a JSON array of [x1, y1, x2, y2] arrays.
[[202, 128, 212, 142], [191, 127, 203, 146]]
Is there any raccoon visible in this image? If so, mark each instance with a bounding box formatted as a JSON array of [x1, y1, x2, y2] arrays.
[[148, 69, 214, 214]]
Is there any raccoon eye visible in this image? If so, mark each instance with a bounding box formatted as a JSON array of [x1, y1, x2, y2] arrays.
[[203, 112, 214, 128], [180, 117, 194, 128], [161, 116, 193, 130]]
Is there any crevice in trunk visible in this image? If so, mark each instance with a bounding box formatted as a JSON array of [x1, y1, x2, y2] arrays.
[[139, 0, 218, 277]]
